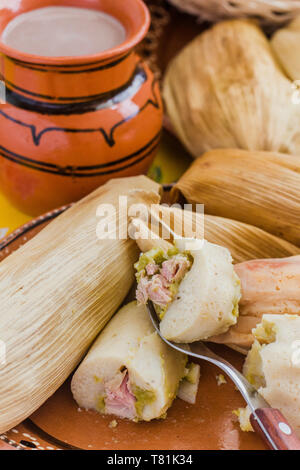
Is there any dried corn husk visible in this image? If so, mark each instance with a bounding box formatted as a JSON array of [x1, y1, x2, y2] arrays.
[[148, 205, 300, 264], [167, 0, 300, 26], [172, 148, 300, 246], [0, 175, 160, 433], [271, 16, 300, 80], [163, 20, 300, 158], [203, 215, 300, 262]]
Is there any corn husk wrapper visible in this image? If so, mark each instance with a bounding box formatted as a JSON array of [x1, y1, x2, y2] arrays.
[[147, 205, 300, 264], [132, 205, 300, 353], [172, 148, 300, 247], [0, 175, 160, 433], [271, 16, 300, 81], [163, 20, 300, 158], [167, 0, 300, 26]]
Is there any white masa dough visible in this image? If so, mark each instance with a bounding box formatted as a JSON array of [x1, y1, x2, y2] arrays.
[[160, 239, 241, 342], [243, 314, 300, 437], [71, 301, 187, 421]]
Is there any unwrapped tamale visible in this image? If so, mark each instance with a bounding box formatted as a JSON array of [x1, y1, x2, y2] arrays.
[[130, 205, 300, 352], [210, 256, 300, 351], [71, 301, 188, 421], [241, 314, 300, 437], [134, 235, 241, 343]]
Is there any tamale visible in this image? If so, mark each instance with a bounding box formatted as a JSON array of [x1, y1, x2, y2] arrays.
[[130, 207, 299, 351], [241, 315, 300, 437], [134, 234, 241, 343], [71, 301, 188, 421], [172, 148, 300, 246], [163, 20, 300, 158], [0, 175, 160, 433], [210, 256, 300, 351], [271, 16, 300, 81], [167, 0, 300, 26]]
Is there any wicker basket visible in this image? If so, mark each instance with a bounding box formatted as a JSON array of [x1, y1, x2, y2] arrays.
[[138, 0, 171, 79], [168, 0, 300, 26]]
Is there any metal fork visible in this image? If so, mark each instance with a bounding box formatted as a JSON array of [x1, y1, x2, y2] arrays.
[[147, 300, 300, 451], [144, 209, 300, 449]]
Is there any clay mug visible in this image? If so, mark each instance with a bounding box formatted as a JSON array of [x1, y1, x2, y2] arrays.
[[0, 0, 163, 216]]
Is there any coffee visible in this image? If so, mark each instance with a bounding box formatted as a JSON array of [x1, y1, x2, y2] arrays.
[[1, 6, 126, 57]]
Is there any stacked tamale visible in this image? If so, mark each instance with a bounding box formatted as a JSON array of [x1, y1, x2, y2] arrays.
[[163, 20, 300, 158], [172, 149, 300, 247]]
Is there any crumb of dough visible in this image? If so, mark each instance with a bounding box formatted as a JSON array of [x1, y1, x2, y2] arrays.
[[233, 406, 254, 432], [216, 374, 227, 386], [109, 420, 118, 429]]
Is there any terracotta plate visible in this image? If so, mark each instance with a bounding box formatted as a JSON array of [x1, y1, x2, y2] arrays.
[[0, 207, 267, 451]]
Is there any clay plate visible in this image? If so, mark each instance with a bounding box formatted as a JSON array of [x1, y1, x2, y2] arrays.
[[0, 206, 267, 451]]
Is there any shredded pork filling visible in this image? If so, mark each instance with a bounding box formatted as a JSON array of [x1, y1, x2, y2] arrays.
[[136, 253, 192, 313], [105, 373, 136, 420]]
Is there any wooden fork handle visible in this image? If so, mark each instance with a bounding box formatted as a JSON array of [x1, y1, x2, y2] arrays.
[[250, 408, 300, 450]]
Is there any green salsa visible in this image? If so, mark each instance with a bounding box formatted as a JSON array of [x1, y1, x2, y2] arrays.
[[135, 243, 193, 320], [96, 395, 105, 412], [133, 386, 156, 417]]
